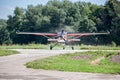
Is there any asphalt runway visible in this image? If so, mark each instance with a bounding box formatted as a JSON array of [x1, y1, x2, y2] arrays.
[[0, 49, 120, 80]]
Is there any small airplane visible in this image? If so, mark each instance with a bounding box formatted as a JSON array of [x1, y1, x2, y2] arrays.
[[16, 30, 109, 50]]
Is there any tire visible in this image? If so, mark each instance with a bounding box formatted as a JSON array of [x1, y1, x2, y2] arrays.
[[63, 47, 65, 50], [50, 46, 53, 50], [71, 46, 74, 50]]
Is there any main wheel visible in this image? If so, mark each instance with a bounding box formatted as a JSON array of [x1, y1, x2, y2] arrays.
[[50, 46, 53, 50], [63, 46, 65, 50], [71, 46, 74, 50]]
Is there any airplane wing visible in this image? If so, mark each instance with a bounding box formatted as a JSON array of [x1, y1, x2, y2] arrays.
[[67, 32, 109, 36], [16, 32, 57, 36]]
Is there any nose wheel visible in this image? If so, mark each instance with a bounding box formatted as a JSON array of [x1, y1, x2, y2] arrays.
[[50, 44, 74, 50], [63, 46, 65, 50]]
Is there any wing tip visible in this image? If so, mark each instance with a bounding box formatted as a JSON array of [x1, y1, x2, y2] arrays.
[[16, 30, 20, 34]]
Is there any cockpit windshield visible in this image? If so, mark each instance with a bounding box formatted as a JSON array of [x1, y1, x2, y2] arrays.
[[58, 31, 67, 36]]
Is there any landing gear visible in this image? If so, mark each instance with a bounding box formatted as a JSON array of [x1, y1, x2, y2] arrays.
[[49, 43, 74, 50], [50, 42, 58, 50], [50, 46, 53, 50], [71, 46, 74, 50], [63, 46, 65, 50]]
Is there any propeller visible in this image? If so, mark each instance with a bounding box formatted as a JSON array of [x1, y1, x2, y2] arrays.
[[54, 29, 68, 44]]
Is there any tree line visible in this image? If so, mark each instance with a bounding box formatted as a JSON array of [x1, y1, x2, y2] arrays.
[[0, 0, 120, 45]]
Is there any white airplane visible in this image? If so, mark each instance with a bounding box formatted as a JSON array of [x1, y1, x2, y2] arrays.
[[16, 30, 109, 50]]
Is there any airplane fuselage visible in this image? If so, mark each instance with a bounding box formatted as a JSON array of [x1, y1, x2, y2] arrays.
[[48, 31, 80, 43]]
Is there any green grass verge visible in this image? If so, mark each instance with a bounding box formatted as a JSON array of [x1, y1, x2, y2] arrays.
[[80, 45, 120, 50], [0, 44, 120, 50], [26, 51, 120, 74], [0, 44, 47, 49], [0, 49, 19, 56]]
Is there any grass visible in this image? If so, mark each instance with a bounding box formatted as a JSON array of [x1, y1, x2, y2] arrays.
[[0, 49, 19, 56], [0, 44, 47, 49], [0, 44, 120, 50], [80, 45, 120, 50], [26, 51, 120, 74]]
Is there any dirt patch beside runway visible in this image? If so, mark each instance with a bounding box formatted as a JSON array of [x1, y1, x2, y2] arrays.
[[72, 54, 92, 60], [111, 53, 120, 64]]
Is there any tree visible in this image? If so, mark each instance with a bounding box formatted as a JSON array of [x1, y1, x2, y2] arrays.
[[7, 7, 28, 44], [103, 0, 120, 45], [78, 17, 96, 32], [0, 19, 11, 44]]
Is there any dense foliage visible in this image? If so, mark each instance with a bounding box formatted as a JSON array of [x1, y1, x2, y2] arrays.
[[0, 0, 120, 45], [0, 19, 11, 44]]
